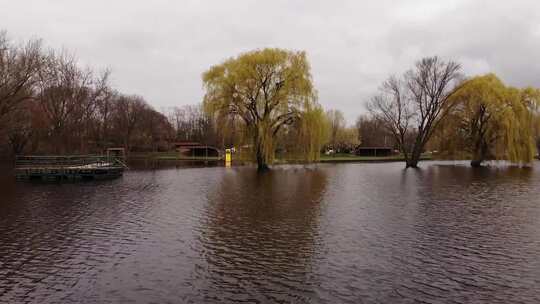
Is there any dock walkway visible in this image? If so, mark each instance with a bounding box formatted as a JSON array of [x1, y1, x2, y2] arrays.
[[15, 155, 127, 181]]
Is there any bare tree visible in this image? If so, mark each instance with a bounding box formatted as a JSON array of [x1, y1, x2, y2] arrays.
[[356, 114, 394, 147], [167, 104, 219, 145], [368, 56, 461, 168], [326, 109, 345, 151], [112, 94, 147, 153], [5, 99, 36, 155], [92, 81, 114, 149], [37, 51, 94, 153], [139, 108, 173, 152], [74, 70, 110, 152], [0, 30, 183, 157], [0, 31, 43, 123]]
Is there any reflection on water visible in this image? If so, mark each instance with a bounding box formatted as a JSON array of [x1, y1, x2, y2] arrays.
[[128, 159, 221, 170], [197, 168, 327, 303], [1, 162, 540, 303]]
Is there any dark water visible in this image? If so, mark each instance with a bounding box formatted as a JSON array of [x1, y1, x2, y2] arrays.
[[1, 161, 540, 303]]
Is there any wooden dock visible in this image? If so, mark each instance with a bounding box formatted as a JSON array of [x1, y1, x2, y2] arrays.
[[14, 155, 127, 181]]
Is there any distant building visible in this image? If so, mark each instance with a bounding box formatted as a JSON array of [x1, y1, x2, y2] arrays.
[[355, 146, 395, 157]]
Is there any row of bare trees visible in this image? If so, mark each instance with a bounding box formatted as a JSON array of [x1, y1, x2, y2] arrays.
[[0, 31, 177, 158], [165, 104, 221, 146]]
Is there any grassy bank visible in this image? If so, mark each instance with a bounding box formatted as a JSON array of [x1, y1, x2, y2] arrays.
[[319, 153, 432, 163], [128, 152, 221, 161], [126, 152, 431, 164]]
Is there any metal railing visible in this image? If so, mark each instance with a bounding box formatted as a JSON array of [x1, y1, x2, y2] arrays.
[[15, 155, 128, 169]]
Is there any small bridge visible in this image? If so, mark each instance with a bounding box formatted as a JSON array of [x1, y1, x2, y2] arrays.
[[173, 142, 221, 158], [14, 155, 127, 181]]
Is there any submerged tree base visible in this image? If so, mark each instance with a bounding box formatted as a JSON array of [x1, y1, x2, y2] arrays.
[[470, 160, 483, 167], [405, 159, 420, 169], [257, 163, 270, 172]]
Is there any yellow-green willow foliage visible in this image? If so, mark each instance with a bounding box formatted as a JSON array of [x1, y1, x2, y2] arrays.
[[202, 48, 316, 170], [441, 74, 538, 166], [290, 103, 330, 162], [521, 87, 540, 153]]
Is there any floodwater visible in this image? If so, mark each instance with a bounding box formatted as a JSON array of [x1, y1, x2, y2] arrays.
[[1, 161, 540, 303]]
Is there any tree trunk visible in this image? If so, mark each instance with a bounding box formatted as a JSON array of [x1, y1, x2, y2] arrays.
[[253, 125, 271, 171], [470, 152, 485, 167], [9, 137, 27, 156], [124, 135, 131, 158], [256, 155, 269, 171], [255, 144, 269, 171], [471, 139, 487, 168], [406, 158, 419, 168], [405, 147, 422, 168], [470, 159, 483, 167]]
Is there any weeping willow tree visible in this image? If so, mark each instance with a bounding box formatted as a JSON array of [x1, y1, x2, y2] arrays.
[[439, 74, 538, 167], [521, 87, 540, 156], [286, 102, 330, 162], [202, 48, 317, 170]]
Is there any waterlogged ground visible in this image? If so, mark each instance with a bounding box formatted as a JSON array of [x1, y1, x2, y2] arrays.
[[1, 161, 540, 303]]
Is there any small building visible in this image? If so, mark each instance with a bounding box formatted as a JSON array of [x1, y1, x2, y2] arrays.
[[355, 146, 394, 157]]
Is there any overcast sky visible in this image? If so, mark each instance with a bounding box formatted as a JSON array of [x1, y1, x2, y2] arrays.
[[1, 0, 539, 123]]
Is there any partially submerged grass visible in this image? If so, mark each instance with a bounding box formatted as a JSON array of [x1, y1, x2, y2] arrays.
[[128, 152, 221, 161], [319, 153, 432, 163], [126, 152, 431, 164]]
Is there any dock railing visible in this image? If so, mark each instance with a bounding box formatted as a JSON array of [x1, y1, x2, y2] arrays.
[[15, 155, 128, 169]]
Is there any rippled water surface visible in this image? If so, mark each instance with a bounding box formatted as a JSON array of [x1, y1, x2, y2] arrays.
[[1, 161, 540, 303]]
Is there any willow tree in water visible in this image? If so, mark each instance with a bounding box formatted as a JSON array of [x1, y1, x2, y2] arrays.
[[288, 103, 330, 162], [522, 87, 540, 155], [203, 48, 316, 170], [438, 74, 538, 167]]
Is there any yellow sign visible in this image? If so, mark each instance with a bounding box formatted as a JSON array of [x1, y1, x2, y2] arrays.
[[225, 149, 232, 166]]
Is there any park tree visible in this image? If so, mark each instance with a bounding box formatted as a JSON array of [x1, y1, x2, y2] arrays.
[[334, 127, 360, 153], [0, 29, 182, 157], [4, 99, 36, 155], [326, 109, 346, 150], [112, 94, 148, 153], [167, 104, 218, 145], [37, 51, 93, 153], [37, 50, 109, 153], [439, 74, 538, 167], [324, 109, 359, 153], [356, 115, 394, 148], [203, 48, 317, 170], [368, 56, 462, 168], [136, 108, 170, 152], [0, 31, 43, 124], [289, 103, 330, 162], [521, 87, 540, 156], [93, 86, 115, 149]]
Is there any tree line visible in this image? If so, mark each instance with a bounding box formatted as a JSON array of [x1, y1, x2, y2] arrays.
[[2, 30, 539, 169], [0, 31, 231, 158], [0, 31, 271, 159], [0, 31, 178, 157]]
